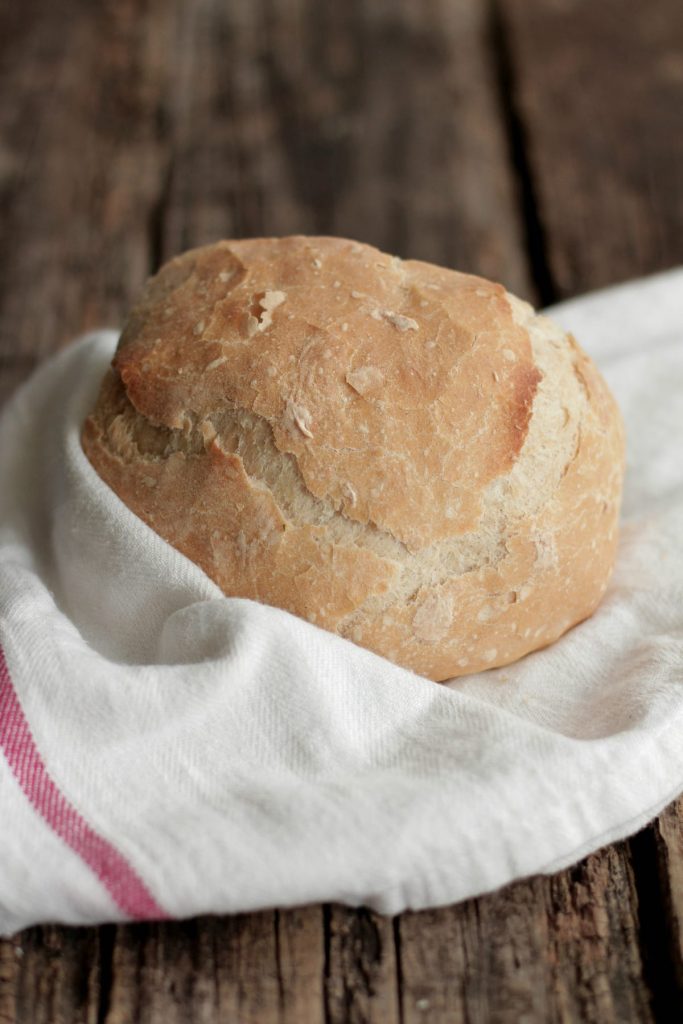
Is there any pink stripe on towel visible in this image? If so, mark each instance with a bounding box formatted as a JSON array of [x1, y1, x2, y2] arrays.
[[0, 644, 167, 921]]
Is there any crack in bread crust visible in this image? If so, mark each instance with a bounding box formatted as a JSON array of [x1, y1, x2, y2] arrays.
[[112, 237, 548, 549], [91, 294, 589, 630]]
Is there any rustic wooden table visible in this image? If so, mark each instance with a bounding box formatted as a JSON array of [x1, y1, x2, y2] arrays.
[[1, 1, 683, 1021]]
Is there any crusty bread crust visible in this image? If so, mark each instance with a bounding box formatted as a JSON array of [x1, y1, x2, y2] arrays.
[[82, 237, 625, 681]]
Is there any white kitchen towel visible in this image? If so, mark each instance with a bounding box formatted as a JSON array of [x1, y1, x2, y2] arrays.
[[1, 271, 682, 935]]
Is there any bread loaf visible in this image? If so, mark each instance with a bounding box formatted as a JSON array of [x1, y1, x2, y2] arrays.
[[82, 236, 625, 681]]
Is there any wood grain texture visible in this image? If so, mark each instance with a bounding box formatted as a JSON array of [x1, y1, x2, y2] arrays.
[[498, 0, 683, 298], [104, 913, 287, 1024], [325, 907, 399, 1024], [0, 0, 172, 405], [398, 847, 654, 1024], [655, 797, 683, 990], [159, 0, 531, 298], [1, 0, 683, 1022], [1, 926, 101, 1024]]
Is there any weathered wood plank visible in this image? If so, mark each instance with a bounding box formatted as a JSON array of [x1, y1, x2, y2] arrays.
[[0, 938, 20, 1024], [0, 926, 101, 1024], [77, 908, 325, 1024], [104, 913, 283, 1024], [324, 907, 399, 1024], [398, 846, 654, 1024], [544, 847, 655, 1023], [161, 0, 532, 297], [276, 907, 326, 1024], [497, 0, 683, 298], [0, 0, 172, 405], [654, 797, 683, 989]]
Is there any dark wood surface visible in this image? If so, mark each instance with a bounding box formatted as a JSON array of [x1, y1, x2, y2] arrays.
[[1, 1, 682, 1020]]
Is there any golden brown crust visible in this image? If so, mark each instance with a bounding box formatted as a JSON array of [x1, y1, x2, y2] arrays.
[[82, 236, 625, 681]]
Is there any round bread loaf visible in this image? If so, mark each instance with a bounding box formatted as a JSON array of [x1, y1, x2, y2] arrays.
[[82, 236, 624, 681]]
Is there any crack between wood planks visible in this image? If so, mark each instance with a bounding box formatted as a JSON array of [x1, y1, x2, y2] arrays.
[[392, 915, 405, 1024], [147, 159, 174, 277], [322, 904, 333, 1024], [488, 0, 558, 307], [273, 909, 286, 1020], [629, 825, 683, 1023], [96, 924, 116, 1024]]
